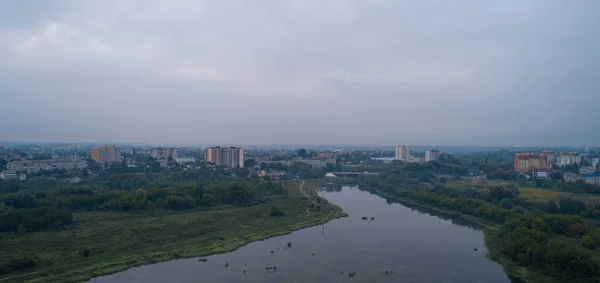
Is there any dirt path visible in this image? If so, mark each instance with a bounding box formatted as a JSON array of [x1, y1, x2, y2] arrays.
[[298, 181, 320, 215], [298, 181, 310, 199]]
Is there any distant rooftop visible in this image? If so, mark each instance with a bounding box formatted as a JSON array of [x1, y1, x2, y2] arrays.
[[582, 173, 600, 178]]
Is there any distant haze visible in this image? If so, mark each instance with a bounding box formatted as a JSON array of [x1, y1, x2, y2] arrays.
[[1, 1, 599, 146]]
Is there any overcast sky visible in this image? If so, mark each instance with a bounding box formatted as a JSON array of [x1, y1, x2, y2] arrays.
[[1, 0, 599, 146]]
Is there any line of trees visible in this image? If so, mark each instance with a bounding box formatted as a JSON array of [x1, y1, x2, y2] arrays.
[[0, 169, 287, 233]]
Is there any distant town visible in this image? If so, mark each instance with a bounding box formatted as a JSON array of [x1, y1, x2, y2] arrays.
[[1, 143, 599, 187]]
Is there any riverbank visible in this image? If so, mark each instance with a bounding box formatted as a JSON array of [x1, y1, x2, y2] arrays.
[[0, 183, 345, 283], [358, 185, 557, 283]]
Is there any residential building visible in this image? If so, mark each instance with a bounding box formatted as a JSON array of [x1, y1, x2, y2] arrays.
[[69, 176, 82, 184], [247, 155, 273, 162], [295, 158, 336, 169], [175, 157, 197, 164], [425, 149, 440, 162], [395, 145, 410, 161], [268, 171, 285, 177], [582, 172, 600, 186], [158, 159, 169, 168], [557, 152, 581, 166], [592, 158, 600, 168], [0, 170, 16, 179], [539, 150, 555, 169], [0, 171, 26, 181], [205, 146, 245, 168], [514, 153, 545, 172], [150, 148, 180, 160], [580, 166, 597, 174], [0, 170, 17, 180], [7, 159, 87, 173], [91, 146, 122, 163], [259, 160, 293, 167], [563, 172, 579, 183], [256, 170, 268, 177]]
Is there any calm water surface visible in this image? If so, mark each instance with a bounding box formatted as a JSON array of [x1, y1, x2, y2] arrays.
[[89, 185, 510, 283]]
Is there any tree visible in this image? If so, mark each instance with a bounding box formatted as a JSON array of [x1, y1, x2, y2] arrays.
[[558, 197, 586, 215], [500, 198, 514, 209], [269, 206, 285, 216], [582, 229, 600, 249], [547, 201, 559, 214], [297, 149, 307, 158], [244, 159, 257, 168], [166, 195, 195, 210]]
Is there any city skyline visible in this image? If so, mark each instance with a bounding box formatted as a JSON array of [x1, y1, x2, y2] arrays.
[[1, 1, 600, 145]]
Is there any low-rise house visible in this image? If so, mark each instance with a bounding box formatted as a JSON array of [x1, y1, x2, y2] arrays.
[[175, 157, 197, 164], [0, 170, 17, 180], [295, 158, 336, 169], [580, 166, 597, 174], [563, 172, 579, 183], [69, 176, 83, 184], [0, 171, 25, 181], [582, 173, 600, 186], [259, 160, 293, 167], [256, 170, 268, 177], [592, 158, 600, 168], [158, 159, 169, 168], [268, 171, 286, 177]]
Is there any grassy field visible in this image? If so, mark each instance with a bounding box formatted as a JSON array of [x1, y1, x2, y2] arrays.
[[519, 187, 600, 204], [447, 178, 600, 205], [0, 183, 345, 283]]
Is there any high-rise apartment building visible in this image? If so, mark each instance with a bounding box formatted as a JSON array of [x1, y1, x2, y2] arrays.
[[205, 146, 244, 168], [557, 152, 581, 167], [514, 152, 549, 172], [395, 145, 410, 161], [91, 146, 122, 163], [425, 149, 440, 162], [150, 148, 180, 160], [539, 150, 555, 169]]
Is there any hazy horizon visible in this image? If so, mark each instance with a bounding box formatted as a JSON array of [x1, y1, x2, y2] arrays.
[[2, 1, 599, 146], [0, 140, 596, 150]]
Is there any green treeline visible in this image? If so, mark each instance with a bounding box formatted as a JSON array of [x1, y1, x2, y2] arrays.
[[358, 161, 600, 282], [0, 169, 286, 233]]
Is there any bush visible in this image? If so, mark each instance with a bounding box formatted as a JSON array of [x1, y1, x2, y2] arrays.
[[500, 198, 514, 209], [166, 195, 195, 210], [269, 206, 285, 217], [0, 258, 37, 275], [0, 207, 73, 233]]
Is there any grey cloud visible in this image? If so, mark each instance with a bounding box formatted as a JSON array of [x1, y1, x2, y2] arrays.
[[0, 0, 599, 146]]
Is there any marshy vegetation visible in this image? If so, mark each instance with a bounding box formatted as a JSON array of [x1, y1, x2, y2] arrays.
[[0, 173, 345, 283]]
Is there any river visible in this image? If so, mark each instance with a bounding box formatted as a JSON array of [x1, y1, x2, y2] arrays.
[[89, 185, 511, 283]]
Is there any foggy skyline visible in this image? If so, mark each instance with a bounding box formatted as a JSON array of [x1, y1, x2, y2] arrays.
[[1, 1, 599, 146]]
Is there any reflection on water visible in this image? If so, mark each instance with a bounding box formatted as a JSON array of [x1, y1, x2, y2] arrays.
[[89, 186, 510, 283], [356, 187, 485, 231]]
